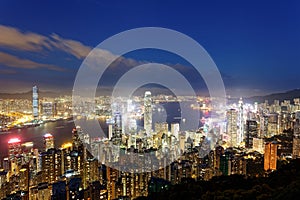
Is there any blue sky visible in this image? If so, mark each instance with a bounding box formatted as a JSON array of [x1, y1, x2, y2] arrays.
[[0, 0, 299, 97]]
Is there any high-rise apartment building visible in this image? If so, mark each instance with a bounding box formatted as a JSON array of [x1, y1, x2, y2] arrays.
[[264, 142, 278, 171], [292, 120, 300, 158]]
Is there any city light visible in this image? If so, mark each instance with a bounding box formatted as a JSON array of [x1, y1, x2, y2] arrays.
[[8, 138, 21, 144], [22, 142, 33, 147], [61, 142, 72, 149], [44, 133, 53, 138]]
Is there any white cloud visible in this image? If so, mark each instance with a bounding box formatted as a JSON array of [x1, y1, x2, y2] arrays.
[[0, 25, 50, 51], [0, 52, 64, 71]]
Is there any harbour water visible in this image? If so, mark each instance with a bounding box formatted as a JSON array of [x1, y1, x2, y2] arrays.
[[0, 102, 203, 159]]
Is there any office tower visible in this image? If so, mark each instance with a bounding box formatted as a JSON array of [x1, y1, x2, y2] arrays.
[[292, 120, 300, 158], [44, 133, 54, 151], [259, 114, 268, 138], [245, 120, 258, 148], [264, 142, 278, 171], [226, 109, 238, 147], [237, 98, 244, 145], [252, 138, 264, 153], [108, 124, 113, 140], [268, 113, 279, 136], [179, 134, 185, 153], [144, 91, 152, 134], [113, 111, 122, 136], [8, 138, 22, 160], [41, 102, 53, 118], [8, 138, 22, 175], [72, 127, 82, 150], [171, 123, 180, 139], [155, 122, 168, 133], [32, 85, 39, 119]]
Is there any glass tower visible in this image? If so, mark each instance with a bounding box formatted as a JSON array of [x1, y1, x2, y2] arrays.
[[32, 85, 39, 119], [144, 91, 152, 134]]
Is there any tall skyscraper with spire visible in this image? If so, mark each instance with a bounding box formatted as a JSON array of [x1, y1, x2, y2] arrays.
[[144, 91, 152, 134]]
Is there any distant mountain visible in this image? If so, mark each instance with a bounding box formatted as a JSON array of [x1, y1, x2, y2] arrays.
[[1, 88, 300, 103], [244, 89, 300, 104], [0, 90, 60, 99]]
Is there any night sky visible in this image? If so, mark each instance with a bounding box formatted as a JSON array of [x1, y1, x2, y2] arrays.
[[0, 0, 299, 97]]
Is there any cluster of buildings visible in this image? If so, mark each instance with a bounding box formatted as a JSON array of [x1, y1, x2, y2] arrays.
[[0, 86, 73, 131], [1, 85, 300, 199]]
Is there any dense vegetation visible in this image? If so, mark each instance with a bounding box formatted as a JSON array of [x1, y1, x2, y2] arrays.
[[136, 159, 300, 200]]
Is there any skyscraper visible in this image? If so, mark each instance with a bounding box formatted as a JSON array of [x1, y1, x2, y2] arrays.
[[8, 138, 21, 161], [155, 122, 168, 134], [171, 123, 180, 139], [264, 142, 278, 171], [245, 120, 258, 148], [8, 138, 22, 174], [226, 109, 238, 147], [44, 133, 54, 151], [237, 98, 244, 145], [292, 120, 300, 158], [32, 85, 39, 119], [144, 91, 152, 134]]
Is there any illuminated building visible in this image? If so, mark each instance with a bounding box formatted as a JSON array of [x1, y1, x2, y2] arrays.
[[8, 138, 21, 160], [171, 123, 180, 139], [144, 91, 152, 134], [113, 111, 122, 137], [8, 138, 22, 175], [252, 138, 264, 153], [41, 148, 63, 183], [268, 113, 279, 136], [72, 128, 82, 151], [44, 133, 54, 151], [41, 102, 54, 118], [108, 124, 113, 140], [37, 183, 51, 200], [264, 142, 278, 171], [226, 109, 238, 147], [83, 158, 99, 189], [293, 120, 300, 158], [230, 156, 246, 175], [155, 122, 168, 134], [213, 146, 224, 175], [32, 85, 39, 119], [259, 114, 268, 138], [179, 134, 185, 153], [19, 166, 29, 191], [245, 120, 258, 148], [238, 98, 244, 145], [220, 151, 232, 175], [0, 170, 7, 189]]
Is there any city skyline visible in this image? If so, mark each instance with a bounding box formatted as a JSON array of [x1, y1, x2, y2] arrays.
[[0, 1, 299, 97], [1, 1, 300, 199]]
